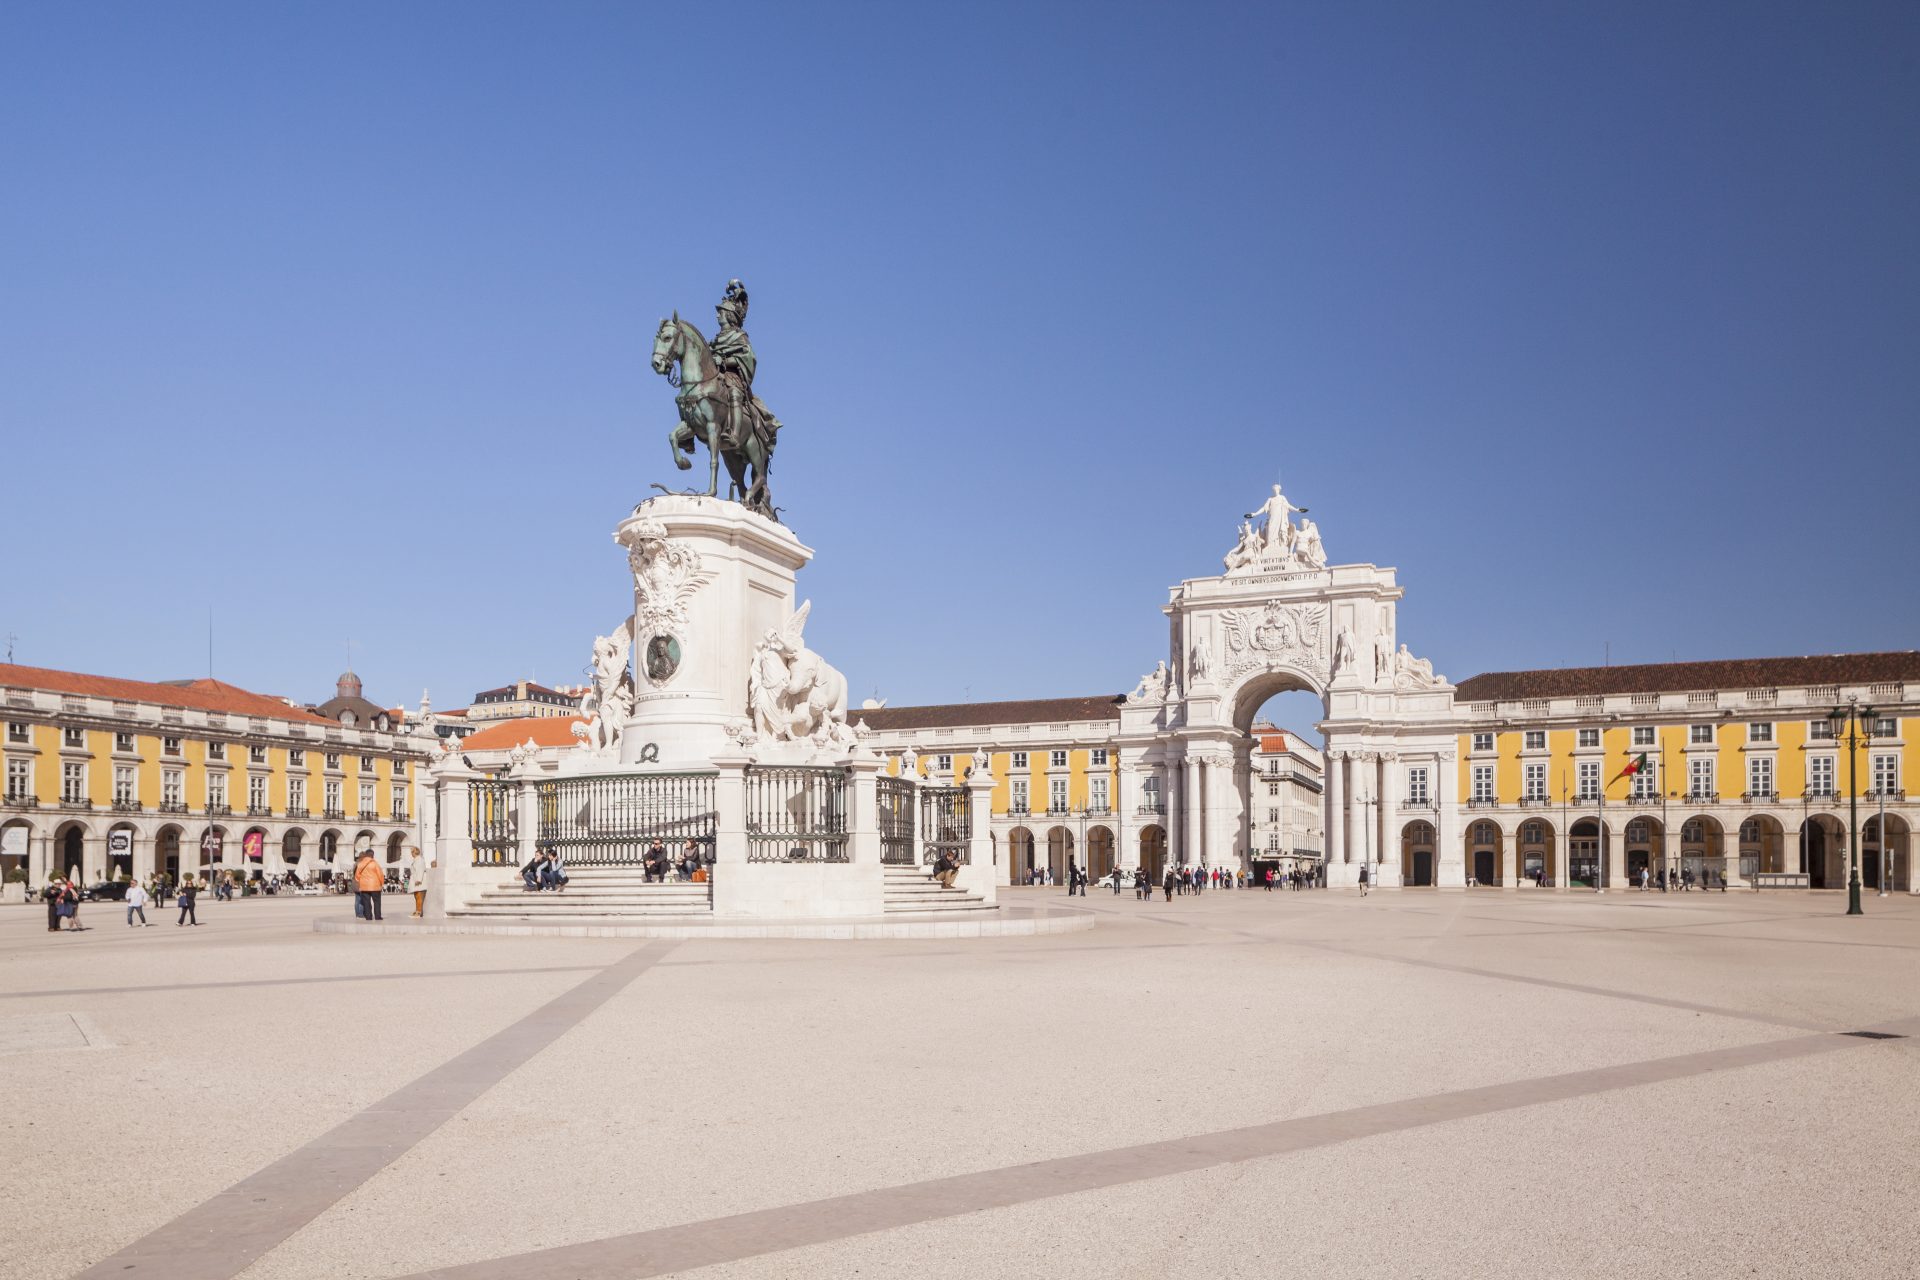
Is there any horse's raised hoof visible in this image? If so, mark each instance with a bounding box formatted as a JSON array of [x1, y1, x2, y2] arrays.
[[673, 456, 691, 470]]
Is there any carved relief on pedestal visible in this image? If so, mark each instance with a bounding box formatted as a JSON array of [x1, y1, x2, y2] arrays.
[[616, 517, 714, 689], [1218, 600, 1330, 685]]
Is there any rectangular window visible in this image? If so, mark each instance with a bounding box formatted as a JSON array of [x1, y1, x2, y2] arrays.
[[1406, 767, 1429, 805], [359, 781, 376, 814], [360, 755, 375, 771], [1873, 717, 1897, 738], [1632, 726, 1656, 747], [289, 749, 305, 766], [163, 769, 183, 806], [1088, 776, 1109, 811], [62, 761, 86, 802], [1141, 775, 1161, 808], [1576, 760, 1599, 800], [392, 790, 407, 819], [113, 731, 134, 752], [113, 765, 134, 804], [250, 745, 267, 764], [207, 773, 228, 808], [1873, 753, 1900, 795], [5, 758, 30, 800], [1010, 751, 1028, 770], [1268, 807, 1279, 825], [324, 780, 342, 813], [1010, 779, 1029, 812], [1689, 757, 1714, 799], [63, 726, 85, 748], [1049, 777, 1068, 813], [1049, 750, 1068, 769], [1748, 756, 1774, 797], [5, 722, 27, 743], [1267, 780, 1279, 797], [1471, 764, 1494, 802], [1807, 756, 1835, 796], [934, 754, 952, 773], [1808, 720, 1834, 741], [1748, 722, 1772, 743], [1471, 732, 1493, 752], [249, 775, 267, 811], [207, 741, 226, 760], [1631, 761, 1658, 799], [1523, 763, 1546, 801], [325, 752, 341, 770], [1524, 730, 1546, 751], [1577, 728, 1599, 748], [1090, 748, 1108, 767], [289, 778, 306, 810], [163, 736, 182, 756], [1690, 724, 1714, 745]]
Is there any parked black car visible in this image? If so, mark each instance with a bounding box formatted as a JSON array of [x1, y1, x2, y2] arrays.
[[83, 881, 131, 902]]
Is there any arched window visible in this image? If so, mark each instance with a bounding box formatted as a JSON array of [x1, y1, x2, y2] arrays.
[[1682, 819, 1703, 843], [1470, 821, 1497, 845], [1739, 820, 1760, 842], [340, 710, 358, 727], [1521, 821, 1544, 845], [1626, 819, 1649, 842]]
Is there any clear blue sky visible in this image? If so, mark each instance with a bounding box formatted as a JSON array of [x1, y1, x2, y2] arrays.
[[3, 2, 1916, 731]]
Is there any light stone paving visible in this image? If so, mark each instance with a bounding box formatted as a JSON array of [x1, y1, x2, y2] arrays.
[[0, 889, 1915, 1280]]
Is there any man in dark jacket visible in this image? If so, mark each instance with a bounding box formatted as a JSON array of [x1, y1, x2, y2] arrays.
[[932, 850, 959, 890]]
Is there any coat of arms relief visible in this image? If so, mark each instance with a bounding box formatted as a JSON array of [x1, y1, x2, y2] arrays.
[[1217, 601, 1330, 684]]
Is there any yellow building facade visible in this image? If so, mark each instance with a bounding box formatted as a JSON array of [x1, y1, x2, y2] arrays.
[[1, 663, 430, 887]]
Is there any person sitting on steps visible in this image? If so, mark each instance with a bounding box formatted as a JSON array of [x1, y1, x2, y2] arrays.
[[931, 849, 960, 890]]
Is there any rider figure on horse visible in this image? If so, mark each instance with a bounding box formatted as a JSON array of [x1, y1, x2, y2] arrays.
[[711, 280, 781, 478]]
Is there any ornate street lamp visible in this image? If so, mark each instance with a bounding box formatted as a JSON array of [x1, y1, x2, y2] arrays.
[[1826, 700, 1876, 917]]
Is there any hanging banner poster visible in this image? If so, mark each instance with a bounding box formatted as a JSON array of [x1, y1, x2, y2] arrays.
[[243, 830, 265, 861], [200, 828, 224, 861], [107, 830, 133, 858]]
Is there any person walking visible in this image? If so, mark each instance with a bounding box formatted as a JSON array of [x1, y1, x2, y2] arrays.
[[126, 880, 151, 927], [1359, 862, 1370, 897], [353, 850, 385, 921], [404, 846, 432, 918], [45, 878, 64, 933], [176, 877, 199, 926], [1162, 867, 1175, 902], [61, 879, 81, 931], [1065, 857, 1081, 897]]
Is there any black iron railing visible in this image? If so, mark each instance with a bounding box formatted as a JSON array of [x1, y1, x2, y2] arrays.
[[921, 785, 971, 865], [536, 772, 716, 866], [745, 765, 848, 862], [878, 774, 916, 866], [469, 778, 517, 866]]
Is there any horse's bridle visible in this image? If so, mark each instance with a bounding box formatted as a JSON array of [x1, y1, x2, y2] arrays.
[[658, 322, 682, 388]]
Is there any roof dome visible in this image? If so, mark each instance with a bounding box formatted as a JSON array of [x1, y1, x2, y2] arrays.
[[336, 670, 363, 699]]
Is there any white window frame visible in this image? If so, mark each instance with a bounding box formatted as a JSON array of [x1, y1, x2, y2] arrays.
[[1872, 753, 1899, 795], [289, 777, 307, 810], [249, 775, 268, 811], [1010, 778, 1029, 812], [1748, 722, 1773, 744], [1523, 730, 1546, 751], [1631, 726, 1656, 747], [1576, 760, 1599, 800], [250, 745, 268, 764], [1010, 751, 1028, 770], [359, 781, 376, 815], [1090, 748, 1108, 766], [1049, 750, 1068, 769], [162, 769, 183, 806], [62, 726, 85, 749], [1690, 724, 1714, 745], [113, 731, 135, 752], [1807, 756, 1835, 797], [1088, 776, 1109, 812], [324, 780, 342, 813], [1577, 728, 1600, 748], [62, 761, 87, 803], [1747, 755, 1774, 797], [934, 754, 952, 773], [1406, 767, 1429, 805], [1807, 720, 1834, 741], [1631, 761, 1658, 799], [1048, 776, 1068, 813], [1471, 764, 1494, 802], [1522, 763, 1546, 801], [289, 749, 305, 766], [5, 757, 31, 800], [1872, 717, 1896, 738], [113, 765, 135, 804], [163, 736, 182, 756], [207, 741, 226, 760], [1471, 732, 1493, 753], [1689, 757, 1714, 799], [5, 721, 28, 744], [207, 772, 228, 808]]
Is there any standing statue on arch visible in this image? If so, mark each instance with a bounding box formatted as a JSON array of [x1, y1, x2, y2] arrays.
[[651, 279, 784, 518]]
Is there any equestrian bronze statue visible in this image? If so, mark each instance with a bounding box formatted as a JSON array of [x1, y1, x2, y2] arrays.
[[650, 279, 783, 518]]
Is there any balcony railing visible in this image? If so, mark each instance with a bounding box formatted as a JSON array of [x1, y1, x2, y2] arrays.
[[2, 793, 38, 807], [323, 807, 346, 820], [1866, 788, 1905, 802], [111, 799, 143, 813], [1626, 794, 1661, 807], [1685, 790, 1717, 803], [207, 803, 232, 817], [390, 805, 408, 821], [159, 800, 188, 814], [1004, 803, 1031, 816], [60, 796, 93, 810], [1136, 802, 1167, 815], [1742, 790, 1778, 802], [286, 805, 309, 818], [1521, 795, 1552, 807], [1468, 796, 1499, 808]]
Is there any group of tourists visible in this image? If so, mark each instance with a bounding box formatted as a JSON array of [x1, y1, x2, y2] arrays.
[[1638, 865, 1725, 892], [41, 875, 203, 931], [640, 838, 707, 883], [520, 847, 571, 893]]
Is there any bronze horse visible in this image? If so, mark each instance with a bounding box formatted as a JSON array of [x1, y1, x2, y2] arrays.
[[650, 314, 773, 515]]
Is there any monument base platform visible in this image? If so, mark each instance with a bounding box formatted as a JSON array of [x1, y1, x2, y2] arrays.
[[316, 905, 1090, 942]]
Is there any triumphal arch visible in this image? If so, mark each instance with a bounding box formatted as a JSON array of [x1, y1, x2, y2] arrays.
[[1115, 484, 1463, 887]]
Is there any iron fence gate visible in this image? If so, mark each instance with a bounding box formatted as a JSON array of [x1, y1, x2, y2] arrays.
[[469, 778, 516, 865], [920, 785, 970, 865], [535, 773, 716, 866], [877, 775, 916, 866], [745, 765, 850, 862]]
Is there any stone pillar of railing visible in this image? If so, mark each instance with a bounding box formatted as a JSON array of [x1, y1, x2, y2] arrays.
[[846, 752, 882, 870], [959, 752, 999, 903], [709, 751, 750, 917], [426, 754, 480, 921], [511, 758, 542, 870]]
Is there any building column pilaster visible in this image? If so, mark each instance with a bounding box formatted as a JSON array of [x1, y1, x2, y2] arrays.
[[1379, 752, 1400, 887], [1325, 749, 1345, 874]]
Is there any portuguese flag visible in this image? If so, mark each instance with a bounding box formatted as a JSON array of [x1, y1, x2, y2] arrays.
[[1610, 752, 1649, 787]]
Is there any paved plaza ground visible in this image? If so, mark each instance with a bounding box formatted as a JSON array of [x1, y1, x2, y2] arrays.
[[2, 886, 1916, 1280]]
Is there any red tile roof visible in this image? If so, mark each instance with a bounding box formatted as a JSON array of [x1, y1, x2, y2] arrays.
[[1454, 652, 1920, 703], [849, 695, 1125, 733], [460, 716, 588, 749], [0, 664, 335, 725]]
